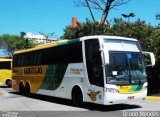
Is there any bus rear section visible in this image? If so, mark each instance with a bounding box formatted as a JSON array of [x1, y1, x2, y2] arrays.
[[0, 58, 12, 87]]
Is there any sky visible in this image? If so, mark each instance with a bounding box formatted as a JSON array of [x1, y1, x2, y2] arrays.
[[0, 0, 160, 38]]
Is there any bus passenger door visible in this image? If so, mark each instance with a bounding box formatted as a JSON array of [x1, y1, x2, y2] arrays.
[[84, 39, 104, 104]]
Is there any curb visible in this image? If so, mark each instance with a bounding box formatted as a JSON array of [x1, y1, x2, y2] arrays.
[[145, 96, 160, 101]]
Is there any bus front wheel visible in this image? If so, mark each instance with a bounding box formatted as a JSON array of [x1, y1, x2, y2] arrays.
[[72, 87, 83, 107], [19, 82, 25, 95], [6, 79, 12, 87]]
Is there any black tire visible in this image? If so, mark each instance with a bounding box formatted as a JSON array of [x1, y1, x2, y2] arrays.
[[72, 87, 83, 107], [6, 79, 12, 87], [19, 82, 25, 95], [25, 83, 30, 97]]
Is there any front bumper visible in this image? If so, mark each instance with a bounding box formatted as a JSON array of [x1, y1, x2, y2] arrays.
[[103, 90, 147, 105]]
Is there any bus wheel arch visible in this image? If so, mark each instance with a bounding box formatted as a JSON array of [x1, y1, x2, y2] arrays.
[[71, 85, 84, 107], [5, 79, 12, 87], [25, 82, 31, 97]]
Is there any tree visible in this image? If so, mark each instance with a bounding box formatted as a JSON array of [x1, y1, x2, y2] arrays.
[[63, 21, 110, 39], [62, 19, 160, 94], [39, 32, 49, 39], [156, 13, 160, 20], [20, 32, 26, 38], [155, 13, 160, 27], [63, 18, 154, 43], [74, 0, 132, 24], [0, 39, 11, 57], [110, 18, 154, 49], [0, 34, 36, 55]]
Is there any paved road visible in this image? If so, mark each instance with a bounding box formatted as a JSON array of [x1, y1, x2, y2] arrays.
[[0, 87, 159, 117]]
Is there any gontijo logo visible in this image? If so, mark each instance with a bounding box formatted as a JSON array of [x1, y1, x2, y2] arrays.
[[88, 90, 100, 101], [24, 67, 42, 74]]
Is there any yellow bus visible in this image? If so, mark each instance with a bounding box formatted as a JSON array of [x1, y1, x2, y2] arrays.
[[0, 58, 12, 87], [12, 36, 155, 106]]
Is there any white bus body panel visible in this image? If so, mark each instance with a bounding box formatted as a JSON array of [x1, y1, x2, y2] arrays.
[[36, 36, 149, 105]]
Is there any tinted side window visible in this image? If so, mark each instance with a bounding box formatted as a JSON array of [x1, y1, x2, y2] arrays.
[[68, 42, 83, 63], [41, 42, 82, 64], [13, 42, 83, 67]]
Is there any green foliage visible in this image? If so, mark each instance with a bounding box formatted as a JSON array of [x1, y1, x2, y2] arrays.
[[0, 34, 36, 54], [63, 22, 110, 39], [146, 29, 160, 93], [63, 19, 154, 43], [148, 29, 160, 64], [62, 19, 160, 93], [110, 19, 154, 50]]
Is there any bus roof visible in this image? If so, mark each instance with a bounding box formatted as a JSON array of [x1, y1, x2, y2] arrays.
[[0, 58, 12, 62], [80, 35, 138, 41], [13, 38, 80, 55], [13, 35, 138, 55]]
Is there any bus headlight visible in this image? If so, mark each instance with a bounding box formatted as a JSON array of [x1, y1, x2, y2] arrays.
[[105, 88, 119, 93]]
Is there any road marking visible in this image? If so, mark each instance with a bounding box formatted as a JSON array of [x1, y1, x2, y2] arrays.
[[145, 96, 160, 100]]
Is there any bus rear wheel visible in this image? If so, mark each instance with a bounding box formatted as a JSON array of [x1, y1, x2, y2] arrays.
[[72, 87, 83, 107], [25, 83, 30, 97]]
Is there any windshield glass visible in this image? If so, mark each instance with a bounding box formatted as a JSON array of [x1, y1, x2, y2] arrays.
[[103, 39, 141, 52], [106, 52, 146, 85], [0, 61, 11, 69]]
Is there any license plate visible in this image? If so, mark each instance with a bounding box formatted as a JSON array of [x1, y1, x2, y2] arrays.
[[128, 96, 134, 100]]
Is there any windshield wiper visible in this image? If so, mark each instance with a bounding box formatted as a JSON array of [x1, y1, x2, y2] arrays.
[[130, 61, 142, 85]]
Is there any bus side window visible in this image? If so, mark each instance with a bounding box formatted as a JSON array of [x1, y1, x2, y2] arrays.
[[85, 39, 104, 87], [34, 52, 41, 65]]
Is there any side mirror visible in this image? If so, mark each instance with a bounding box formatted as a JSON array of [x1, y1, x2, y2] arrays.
[[142, 51, 155, 67], [100, 48, 109, 65]]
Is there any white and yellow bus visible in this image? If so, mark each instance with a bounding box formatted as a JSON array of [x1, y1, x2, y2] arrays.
[[0, 58, 12, 87], [12, 36, 155, 106]]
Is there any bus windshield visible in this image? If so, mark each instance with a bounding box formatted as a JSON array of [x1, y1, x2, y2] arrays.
[[0, 61, 11, 69], [105, 52, 146, 85]]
